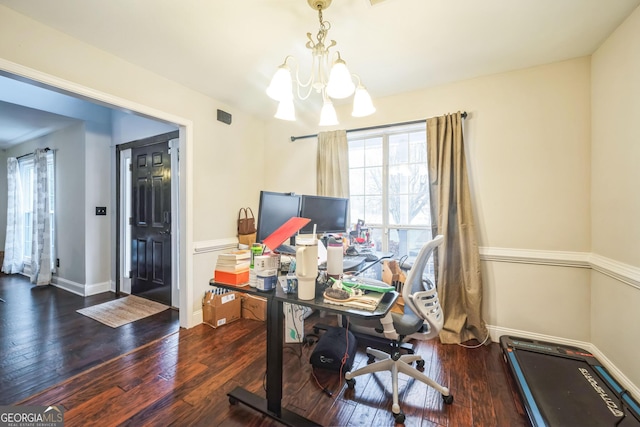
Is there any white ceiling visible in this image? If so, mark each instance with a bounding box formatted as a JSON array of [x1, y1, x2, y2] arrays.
[[0, 101, 80, 149], [0, 0, 639, 130]]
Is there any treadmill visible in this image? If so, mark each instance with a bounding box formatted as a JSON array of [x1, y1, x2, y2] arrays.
[[500, 335, 640, 427]]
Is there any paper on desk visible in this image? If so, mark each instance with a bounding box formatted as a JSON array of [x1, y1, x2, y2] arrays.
[[323, 292, 384, 311]]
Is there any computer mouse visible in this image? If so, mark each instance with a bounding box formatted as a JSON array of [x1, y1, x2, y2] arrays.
[[345, 246, 359, 256], [364, 253, 378, 262]]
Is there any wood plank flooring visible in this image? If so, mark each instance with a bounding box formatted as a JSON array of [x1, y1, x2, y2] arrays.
[[18, 311, 529, 426], [0, 273, 179, 404]]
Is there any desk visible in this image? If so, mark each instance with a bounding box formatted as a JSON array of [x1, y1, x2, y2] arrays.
[[209, 278, 398, 427]]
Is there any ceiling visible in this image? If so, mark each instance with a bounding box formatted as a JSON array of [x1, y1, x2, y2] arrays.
[[0, 0, 639, 134], [0, 101, 80, 149]]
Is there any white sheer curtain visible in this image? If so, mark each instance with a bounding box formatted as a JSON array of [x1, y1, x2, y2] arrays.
[[2, 157, 24, 274], [30, 148, 52, 285], [316, 130, 349, 197]]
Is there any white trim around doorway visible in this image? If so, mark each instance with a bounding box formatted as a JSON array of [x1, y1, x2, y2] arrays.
[[0, 58, 195, 329]]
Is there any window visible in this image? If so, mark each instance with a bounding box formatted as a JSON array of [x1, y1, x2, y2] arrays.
[[348, 123, 432, 262], [18, 152, 55, 269]]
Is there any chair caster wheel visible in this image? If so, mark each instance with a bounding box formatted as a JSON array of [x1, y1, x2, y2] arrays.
[[346, 378, 356, 389], [229, 396, 238, 405], [416, 360, 425, 370], [442, 394, 454, 404], [394, 412, 405, 423], [367, 355, 375, 364]]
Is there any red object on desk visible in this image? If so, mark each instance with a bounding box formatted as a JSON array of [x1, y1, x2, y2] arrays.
[[262, 217, 311, 252], [214, 270, 250, 285]]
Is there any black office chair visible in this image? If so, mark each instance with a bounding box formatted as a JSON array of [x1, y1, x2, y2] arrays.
[[344, 235, 453, 423]]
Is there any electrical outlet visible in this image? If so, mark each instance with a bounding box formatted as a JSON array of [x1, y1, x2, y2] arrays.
[[56, 258, 60, 268], [96, 207, 107, 216]]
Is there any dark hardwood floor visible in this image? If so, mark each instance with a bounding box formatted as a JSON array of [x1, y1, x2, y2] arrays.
[[0, 273, 180, 404], [17, 307, 529, 426]]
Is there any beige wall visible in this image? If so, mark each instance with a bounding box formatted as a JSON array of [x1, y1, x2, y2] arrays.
[[265, 57, 594, 341], [591, 6, 640, 389]]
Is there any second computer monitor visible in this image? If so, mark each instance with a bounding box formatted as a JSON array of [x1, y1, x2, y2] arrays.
[[299, 195, 349, 235]]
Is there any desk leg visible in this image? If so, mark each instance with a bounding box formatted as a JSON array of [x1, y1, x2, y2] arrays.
[[266, 295, 284, 415], [226, 297, 320, 427]]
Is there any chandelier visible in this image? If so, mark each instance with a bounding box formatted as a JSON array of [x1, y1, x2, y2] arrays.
[[266, 0, 376, 126]]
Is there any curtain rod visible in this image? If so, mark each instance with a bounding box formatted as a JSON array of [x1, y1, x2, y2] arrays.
[[290, 111, 467, 142], [16, 147, 51, 160]]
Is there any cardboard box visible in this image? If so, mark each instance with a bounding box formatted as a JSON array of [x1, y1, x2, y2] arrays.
[[202, 290, 241, 328], [241, 294, 267, 321]]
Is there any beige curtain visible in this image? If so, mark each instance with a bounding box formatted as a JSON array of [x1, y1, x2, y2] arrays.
[[427, 112, 488, 344], [317, 130, 349, 197]]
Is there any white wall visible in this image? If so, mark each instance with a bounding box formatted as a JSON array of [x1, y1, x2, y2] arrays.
[[591, 5, 640, 390], [1, 123, 87, 285], [84, 120, 112, 290]]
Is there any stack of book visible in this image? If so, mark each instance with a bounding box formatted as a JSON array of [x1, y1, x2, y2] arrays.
[[214, 250, 251, 286]]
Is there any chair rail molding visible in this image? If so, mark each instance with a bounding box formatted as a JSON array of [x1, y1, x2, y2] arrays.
[[479, 246, 640, 291], [193, 237, 239, 254], [479, 246, 590, 268]]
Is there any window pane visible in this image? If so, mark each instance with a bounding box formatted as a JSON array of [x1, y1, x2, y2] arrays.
[[409, 132, 427, 163], [364, 195, 382, 224], [409, 194, 430, 225], [388, 228, 433, 261], [349, 139, 365, 168], [388, 194, 409, 225], [364, 137, 383, 166], [365, 167, 383, 195], [389, 164, 409, 194], [349, 168, 365, 196], [350, 195, 365, 226], [389, 133, 408, 165]]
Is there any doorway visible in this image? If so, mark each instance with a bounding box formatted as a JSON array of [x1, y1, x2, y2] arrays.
[[117, 131, 180, 308]]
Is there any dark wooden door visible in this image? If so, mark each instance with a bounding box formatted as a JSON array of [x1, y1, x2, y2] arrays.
[[131, 141, 171, 305]]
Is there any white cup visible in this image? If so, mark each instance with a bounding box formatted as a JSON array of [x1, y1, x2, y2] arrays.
[[295, 237, 318, 300]]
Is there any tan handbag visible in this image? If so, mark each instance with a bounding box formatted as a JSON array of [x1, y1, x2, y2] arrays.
[[237, 208, 257, 246]]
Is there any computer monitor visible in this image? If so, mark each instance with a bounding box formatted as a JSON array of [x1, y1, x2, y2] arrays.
[[299, 195, 349, 235], [256, 191, 302, 243]]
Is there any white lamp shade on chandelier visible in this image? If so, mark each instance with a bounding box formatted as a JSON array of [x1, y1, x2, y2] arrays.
[[266, 0, 375, 126]]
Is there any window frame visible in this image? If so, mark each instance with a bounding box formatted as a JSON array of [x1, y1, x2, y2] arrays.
[[347, 122, 431, 258]]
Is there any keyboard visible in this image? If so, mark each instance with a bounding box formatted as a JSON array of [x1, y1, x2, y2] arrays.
[[343, 256, 366, 271], [275, 244, 296, 255]]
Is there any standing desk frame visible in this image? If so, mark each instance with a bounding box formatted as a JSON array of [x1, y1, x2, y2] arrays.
[[210, 279, 398, 427]]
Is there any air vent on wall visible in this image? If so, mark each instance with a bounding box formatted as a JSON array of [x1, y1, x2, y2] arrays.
[[217, 109, 232, 125]]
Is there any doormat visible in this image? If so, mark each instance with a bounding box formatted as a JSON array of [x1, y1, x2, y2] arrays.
[[77, 295, 169, 328]]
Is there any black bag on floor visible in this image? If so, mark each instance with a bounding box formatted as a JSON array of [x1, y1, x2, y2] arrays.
[[310, 326, 357, 372]]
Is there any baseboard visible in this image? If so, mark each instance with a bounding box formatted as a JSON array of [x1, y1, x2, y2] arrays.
[[51, 277, 111, 296], [52, 277, 85, 296], [85, 281, 111, 296], [193, 308, 203, 326], [487, 324, 640, 401]]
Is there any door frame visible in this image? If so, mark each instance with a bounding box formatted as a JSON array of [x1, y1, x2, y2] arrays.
[[116, 131, 180, 308], [0, 59, 195, 329]]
